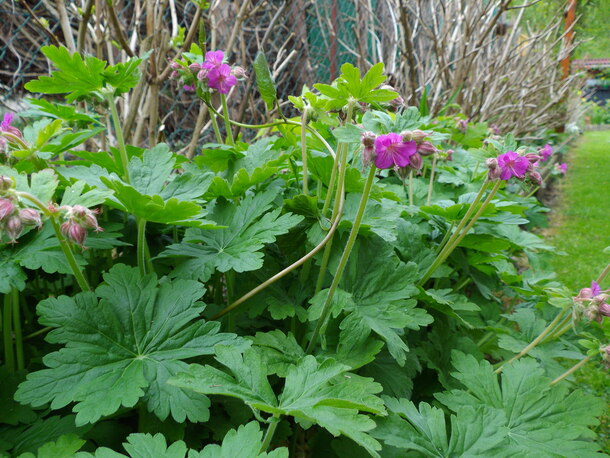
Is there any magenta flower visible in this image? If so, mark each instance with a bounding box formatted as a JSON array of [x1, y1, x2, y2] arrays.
[[0, 113, 23, 148], [203, 50, 225, 70], [556, 162, 568, 175], [207, 64, 237, 94], [373, 133, 416, 169], [592, 281, 601, 297], [497, 151, 529, 180], [540, 144, 553, 161], [182, 84, 195, 92]]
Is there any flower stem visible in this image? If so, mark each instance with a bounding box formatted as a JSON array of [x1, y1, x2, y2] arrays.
[[211, 188, 345, 320], [494, 307, 569, 374], [550, 354, 594, 385], [17, 192, 91, 292], [3, 293, 14, 374], [137, 218, 148, 276], [321, 143, 342, 217], [210, 110, 223, 143], [301, 112, 309, 195], [408, 170, 414, 206], [426, 155, 437, 206], [12, 289, 23, 371], [418, 179, 492, 286], [315, 146, 348, 294], [306, 166, 377, 353], [260, 416, 281, 453], [106, 94, 131, 184], [220, 94, 234, 146], [596, 263, 610, 285]]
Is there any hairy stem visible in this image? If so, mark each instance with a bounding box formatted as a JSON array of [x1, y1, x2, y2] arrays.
[[220, 94, 235, 146], [301, 112, 309, 195], [427, 155, 437, 205], [260, 416, 281, 453], [596, 263, 610, 285], [17, 192, 91, 292], [550, 354, 594, 385], [106, 94, 131, 184], [137, 218, 149, 276], [495, 307, 569, 374], [408, 170, 414, 206], [306, 166, 377, 353]]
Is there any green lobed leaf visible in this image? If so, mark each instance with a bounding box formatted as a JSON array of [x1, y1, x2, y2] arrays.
[[15, 264, 246, 426]]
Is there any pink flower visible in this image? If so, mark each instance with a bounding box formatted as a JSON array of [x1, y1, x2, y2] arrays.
[[373, 133, 417, 169], [0, 198, 14, 220], [556, 162, 568, 175], [207, 64, 237, 94], [497, 151, 529, 180], [182, 84, 195, 92], [202, 50, 225, 70], [592, 281, 601, 296], [539, 144, 553, 161], [61, 221, 87, 245], [1, 113, 22, 139]]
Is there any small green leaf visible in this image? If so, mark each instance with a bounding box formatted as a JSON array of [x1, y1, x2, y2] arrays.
[[253, 51, 277, 110], [332, 124, 363, 143]]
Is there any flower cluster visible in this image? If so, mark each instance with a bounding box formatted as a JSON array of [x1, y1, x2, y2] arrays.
[[486, 150, 543, 184], [0, 113, 24, 150], [59, 205, 102, 246], [171, 50, 246, 95], [0, 176, 42, 243], [573, 280, 610, 323], [360, 130, 438, 173], [555, 162, 568, 175]]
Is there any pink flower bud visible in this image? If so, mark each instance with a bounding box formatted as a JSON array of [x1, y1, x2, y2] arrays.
[[599, 302, 610, 318], [61, 221, 87, 245], [457, 119, 468, 132], [486, 157, 498, 169], [411, 130, 428, 143], [408, 152, 423, 170], [230, 66, 248, 79], [170, 60, 181, 70], [361, 131, 376, 149], [197, 68, 209, 81], [417, 141, 437, 156], [361, 132, 377, 167], [400, 130, 413, 142], [525, 153, 541, 164], [5, 215, 23, 241], [485, 158, 501, 181], [528, 171, 542, 186], [0, 198, 14, 220], [188, 63, 202, 71], [19, 208, 42, 228], [170, 70, 179, 79], [0, 176, 13, 191], [445, 149, 454, 161]]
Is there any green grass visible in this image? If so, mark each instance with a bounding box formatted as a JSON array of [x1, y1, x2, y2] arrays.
[[548, 130, 610, 452], [550, 130, 610, 289]]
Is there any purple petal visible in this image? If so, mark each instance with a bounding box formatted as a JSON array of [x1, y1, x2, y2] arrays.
[[393, 141, 416, 167], [512, 156, 529, 178], [1, 113, 13, 130], [592, 281, 601, 296], [374, 150, 394, 169], [374, 135, 391, 154], [499, 168, 512, 180]]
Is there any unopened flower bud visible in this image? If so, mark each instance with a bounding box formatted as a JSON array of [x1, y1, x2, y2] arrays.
[[380, 84, 403, 107], [361, 131, 377, 167], [411, 130, 428, 143], [197, 68, 209, 81], [400, 130, 413, 142], [409, 153, 423, 170], [188, 63, 202, 71], [5, 215, 22, 241], [486, 158, 502, 181], [0, 198, 14, 220], [19, 208, 42, 228], [417, 141, 437, 156], [599, 302, 610, 318], [445, 149, 454, 161], [231, 66, 248, 79], [170, 61, 181, 70], [457, 119, 468, 132], [525, 153, 541, 164], [170, 70, 179, 79], [61, 221, 87, 245], [528, 171, 542, 186], [0, 176, 14, 192]]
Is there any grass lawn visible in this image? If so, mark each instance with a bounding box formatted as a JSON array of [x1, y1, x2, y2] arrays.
[[548, 129, 610, 452]]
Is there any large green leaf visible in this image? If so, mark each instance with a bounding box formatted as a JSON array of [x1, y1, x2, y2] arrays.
[[314, 237, 432, 366], [170, 349, 385, 457], [160, 188, 303, 279], [373, 398, 508, 457], [75, 424, 288, 458], [433, 352, 604, 457], [15, 264, 246, 426]]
